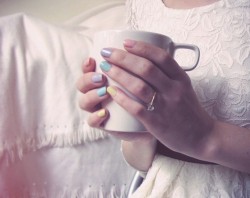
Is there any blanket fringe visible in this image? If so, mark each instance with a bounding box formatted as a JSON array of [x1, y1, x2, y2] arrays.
[[0, 121, 108, 166]]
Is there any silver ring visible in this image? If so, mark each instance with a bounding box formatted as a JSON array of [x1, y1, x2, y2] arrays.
[[147, 91, 157, 111]]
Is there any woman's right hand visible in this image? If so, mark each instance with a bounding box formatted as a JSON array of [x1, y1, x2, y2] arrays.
[[76, 57, 157, 171], [76, 57, 154, 141]]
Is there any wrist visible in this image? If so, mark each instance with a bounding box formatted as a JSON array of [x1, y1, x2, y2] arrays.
[[121, 136, 157, 172], [197, 120, 220, 163]]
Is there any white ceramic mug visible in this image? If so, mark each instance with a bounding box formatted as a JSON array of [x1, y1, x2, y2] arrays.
[[92, 30, 200, 132]]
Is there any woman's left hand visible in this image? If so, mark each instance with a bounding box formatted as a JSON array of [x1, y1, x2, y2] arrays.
[[100, 39, 215, 159]]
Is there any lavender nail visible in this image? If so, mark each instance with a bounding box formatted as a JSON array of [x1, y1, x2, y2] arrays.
[[101, 48, 112, 58], [92, 73, 103, 83]]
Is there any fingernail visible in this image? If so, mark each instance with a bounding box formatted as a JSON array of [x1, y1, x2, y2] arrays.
[[92, 73, 103, 83], [101, 48, 113, 58], [124, 39, 136, 48], [107, 86, 117, 96], [97, 109, 106, 117], [97, 86, 107, 97], [100, 61, 111, 72]]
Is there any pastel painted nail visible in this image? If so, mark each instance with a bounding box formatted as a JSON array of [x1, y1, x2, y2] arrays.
[[107, 86, 117, 97], [101, 48, 113, 58], [97, 86, 107, 97], [92, 73, 103, 83], [100, 61, 111, 72], [97, 109, 106, 117], [123, 39, 136, 48]]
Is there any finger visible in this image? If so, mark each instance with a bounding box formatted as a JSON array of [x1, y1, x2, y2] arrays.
[[123, 39, 187, 80], [88, 109, 109, 128], [76, 72, 107, 93], [100, 48, 171, 91], [106, 86, 151, 125], [99, 61, 155, 104], [79, 86, 109, 112], [82, 57, 96, 73]]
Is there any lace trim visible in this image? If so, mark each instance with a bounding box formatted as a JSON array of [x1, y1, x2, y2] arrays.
[[126, 0, 250, 128]]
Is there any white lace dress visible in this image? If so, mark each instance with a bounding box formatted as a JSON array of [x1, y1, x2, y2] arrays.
[[126, 0, 250, 197]]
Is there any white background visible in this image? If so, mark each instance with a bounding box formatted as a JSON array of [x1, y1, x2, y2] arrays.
[[0, 0, 121, 23]]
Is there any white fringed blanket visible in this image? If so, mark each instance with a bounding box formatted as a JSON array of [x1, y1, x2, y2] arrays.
[[0, 2, 136, 197]]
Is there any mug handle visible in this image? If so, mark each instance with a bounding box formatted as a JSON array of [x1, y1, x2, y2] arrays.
[[173, 43, 200, 71]]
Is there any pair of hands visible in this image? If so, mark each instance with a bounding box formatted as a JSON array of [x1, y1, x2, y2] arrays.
[[76, 39, 215, 158]]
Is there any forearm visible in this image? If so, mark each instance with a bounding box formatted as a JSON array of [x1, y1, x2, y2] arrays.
[[121, 136, 157, 172], [199, 120, 250, 173]]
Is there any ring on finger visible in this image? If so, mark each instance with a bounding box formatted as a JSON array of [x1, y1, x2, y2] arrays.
[[146, 91, 157, 111]]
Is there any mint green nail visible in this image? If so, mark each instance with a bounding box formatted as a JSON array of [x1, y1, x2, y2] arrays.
[[97, 86, 107, 97], [100, 61, 111, 72]]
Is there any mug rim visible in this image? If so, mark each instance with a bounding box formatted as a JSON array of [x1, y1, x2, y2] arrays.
[[94, 29, 172, 40]]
